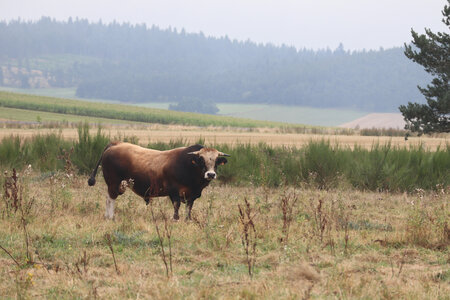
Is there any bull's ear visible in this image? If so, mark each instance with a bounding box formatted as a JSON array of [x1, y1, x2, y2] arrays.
[[216, 157, 228, 166], [189, 152, 201, 165]]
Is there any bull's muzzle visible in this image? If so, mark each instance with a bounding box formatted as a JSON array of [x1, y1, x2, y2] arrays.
[[205, 172, 216, 180]]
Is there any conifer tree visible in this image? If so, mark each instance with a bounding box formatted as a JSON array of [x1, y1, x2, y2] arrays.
[[399, 0, 450, 134]]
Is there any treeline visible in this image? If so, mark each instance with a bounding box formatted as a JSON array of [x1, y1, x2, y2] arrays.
[[0, 125, 448, 192], [0, 18, 430, 112]]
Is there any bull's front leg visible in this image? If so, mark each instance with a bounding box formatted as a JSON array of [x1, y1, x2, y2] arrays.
[[185, 192, 201, 220], [169, 193, 181, 220], [185, 198, 194, 221]]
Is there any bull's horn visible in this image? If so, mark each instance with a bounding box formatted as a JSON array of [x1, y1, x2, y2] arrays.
[[188, 151, 200, 155], [218, 152, 231, 157]]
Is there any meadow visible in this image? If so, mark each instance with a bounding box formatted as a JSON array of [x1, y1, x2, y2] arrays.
[[0, 168, 448, 299], [0, 93, 449, 299]]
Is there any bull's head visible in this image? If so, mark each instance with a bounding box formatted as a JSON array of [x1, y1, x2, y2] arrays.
[[188, 148, 230, 180]]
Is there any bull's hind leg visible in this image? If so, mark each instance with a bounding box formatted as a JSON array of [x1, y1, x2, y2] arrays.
[[105, 195, 116, 220], [105, 186, 119, 220]]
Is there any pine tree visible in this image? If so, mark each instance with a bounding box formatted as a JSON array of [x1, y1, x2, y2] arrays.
[[399, 0, 450, 134]]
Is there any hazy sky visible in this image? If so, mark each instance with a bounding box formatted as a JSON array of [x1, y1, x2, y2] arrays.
[[1, 0, 448, 50]]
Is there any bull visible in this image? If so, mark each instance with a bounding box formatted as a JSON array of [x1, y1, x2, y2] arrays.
[[88, 142, 229, 220]]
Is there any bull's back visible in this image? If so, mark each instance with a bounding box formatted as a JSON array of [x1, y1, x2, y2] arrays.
[[101, 142, 186, 197]]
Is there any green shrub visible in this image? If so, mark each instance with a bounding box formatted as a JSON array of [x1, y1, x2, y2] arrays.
[[72, 122, 110, 174], [299, 140, 350, 189], [0, 133, 70, 171], [0, 135, 23, 169]]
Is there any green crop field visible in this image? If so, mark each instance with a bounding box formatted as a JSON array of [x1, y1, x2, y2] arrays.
[[0, 87, 367, 127], [0, 91, 300, 128]]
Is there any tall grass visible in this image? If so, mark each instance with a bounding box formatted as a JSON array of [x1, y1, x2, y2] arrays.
[[214, 140, 449, 192], [0, 133, 71, 171], [0, 127, 448, 192], [71, 123, 110, 174], [0, 123, 108, 174]]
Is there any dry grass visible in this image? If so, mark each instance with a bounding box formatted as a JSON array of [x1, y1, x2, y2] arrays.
[[0, 125, 448, 150], [0, 168, 448, 299]]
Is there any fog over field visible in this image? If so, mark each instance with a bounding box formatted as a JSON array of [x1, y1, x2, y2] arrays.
[[0, 1, 446, 126]]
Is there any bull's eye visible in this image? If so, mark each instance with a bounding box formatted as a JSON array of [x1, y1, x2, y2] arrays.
[[191, 160, 196, 165]]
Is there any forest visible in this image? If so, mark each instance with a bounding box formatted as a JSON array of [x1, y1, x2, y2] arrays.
[[0, 17, 430, 112]]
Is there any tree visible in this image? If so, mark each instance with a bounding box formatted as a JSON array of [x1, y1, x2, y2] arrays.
[[399, 0, 450, 134]]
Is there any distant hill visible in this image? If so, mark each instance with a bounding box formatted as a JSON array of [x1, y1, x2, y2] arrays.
[[0, 17, 429, 112]]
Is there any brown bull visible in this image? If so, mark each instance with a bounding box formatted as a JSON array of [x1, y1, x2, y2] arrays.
[[88, 142, 229, 220]]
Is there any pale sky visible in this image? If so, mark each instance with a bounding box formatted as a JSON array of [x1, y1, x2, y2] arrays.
[[0, 0, 448, 50]]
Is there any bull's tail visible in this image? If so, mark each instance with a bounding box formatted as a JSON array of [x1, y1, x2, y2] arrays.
[[88, 143, 114, 186]]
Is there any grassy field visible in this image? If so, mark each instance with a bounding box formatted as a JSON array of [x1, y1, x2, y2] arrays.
[[216, 104, 367, 127], [0, 87, 81, 100], [0, 106, 149, 125], [0, 170, 448, 299]]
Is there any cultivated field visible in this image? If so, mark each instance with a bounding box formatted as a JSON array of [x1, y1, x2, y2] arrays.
[[0, 170, 448, 299], [0, 87, 367, 126], [0, 91, 295, 128]]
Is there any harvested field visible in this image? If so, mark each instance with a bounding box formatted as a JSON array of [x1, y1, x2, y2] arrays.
[[340, 113, 406, 129], [0, 126, 447, 150]]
